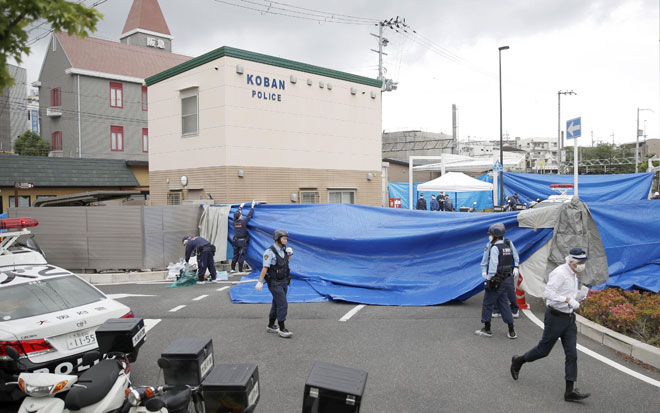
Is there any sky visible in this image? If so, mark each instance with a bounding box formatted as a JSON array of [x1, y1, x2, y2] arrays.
[[15, 0, 660, 146]]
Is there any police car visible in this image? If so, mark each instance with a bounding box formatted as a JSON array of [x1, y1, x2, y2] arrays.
[[0, 217, 134, 401]]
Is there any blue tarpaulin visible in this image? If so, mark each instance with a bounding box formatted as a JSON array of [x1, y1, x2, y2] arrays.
[[388, 176, 493, 211], [499, 172, 653, 204], [229, 204, 552, 305]]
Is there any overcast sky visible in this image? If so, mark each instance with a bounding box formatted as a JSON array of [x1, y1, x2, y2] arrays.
[[17, 0, 660, 146]]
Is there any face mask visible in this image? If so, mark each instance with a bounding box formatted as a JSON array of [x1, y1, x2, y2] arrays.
[[489, 235, 494, 242], [574, 263, 586, 273]]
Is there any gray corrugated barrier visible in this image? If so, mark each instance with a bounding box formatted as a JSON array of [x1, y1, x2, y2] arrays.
[[8, 206, 202, 272]]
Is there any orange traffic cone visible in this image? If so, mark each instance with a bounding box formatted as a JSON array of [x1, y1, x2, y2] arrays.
[[516, 272, 530, 310]]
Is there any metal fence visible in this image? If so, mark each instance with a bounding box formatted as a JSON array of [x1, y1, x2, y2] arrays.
[[8, 206, 202, 272]]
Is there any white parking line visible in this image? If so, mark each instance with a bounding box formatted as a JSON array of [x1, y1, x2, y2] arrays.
[[522, 309, 660, 388], [216, 286, 230, 292], [339, 304, 365, 322], [192, 294, 208, 301], [144, 319, 161, 333], [169, 305, 186, 312]]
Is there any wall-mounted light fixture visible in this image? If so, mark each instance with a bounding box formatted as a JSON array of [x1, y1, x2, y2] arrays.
[[327, 83, 332, 90], [367, 173, 374, 181], [236, 64, 244, 74], [350, 87, 357, 95], [290, 75, 297, 84], [290, 193, 298, 202], [180, 175, 188, 186], [319, 81, 324, 88], [307, 78, 313, 86], [370, 91, 377, 99], [237, 169, 244, 178]]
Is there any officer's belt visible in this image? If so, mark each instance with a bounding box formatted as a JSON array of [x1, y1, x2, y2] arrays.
[[548, 307, 573, 317]]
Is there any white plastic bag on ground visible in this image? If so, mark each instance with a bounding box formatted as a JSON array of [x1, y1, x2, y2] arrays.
[[167, 259, 186, 280]]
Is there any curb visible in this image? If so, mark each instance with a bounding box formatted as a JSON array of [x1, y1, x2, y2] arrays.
[[575, 314, 660, 370]]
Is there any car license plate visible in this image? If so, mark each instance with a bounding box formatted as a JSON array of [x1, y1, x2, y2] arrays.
[[66, 329, 96, 350]]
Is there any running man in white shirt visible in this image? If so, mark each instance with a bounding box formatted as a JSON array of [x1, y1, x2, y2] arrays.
[[510, 248, 591, 402]]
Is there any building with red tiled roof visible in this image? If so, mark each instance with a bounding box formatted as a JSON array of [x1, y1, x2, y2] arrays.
[[33, 0, 190, 163]]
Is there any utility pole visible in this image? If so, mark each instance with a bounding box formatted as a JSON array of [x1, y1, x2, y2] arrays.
[[591, 130, 594, 148], [636, 108, 653, 173], [372, 17, 409, 92], [557, 90, 576, 174]]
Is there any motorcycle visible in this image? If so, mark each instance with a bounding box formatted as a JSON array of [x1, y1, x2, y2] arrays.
[[123, 358, 205, 413], [6, 346, 132, 413]]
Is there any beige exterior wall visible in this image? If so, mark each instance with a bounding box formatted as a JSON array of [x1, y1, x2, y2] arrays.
[[148, 52, 382, 205], [149, 166, 381, 206]]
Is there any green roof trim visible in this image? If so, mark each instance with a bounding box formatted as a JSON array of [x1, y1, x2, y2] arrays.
[[146, 46, 382, 88]]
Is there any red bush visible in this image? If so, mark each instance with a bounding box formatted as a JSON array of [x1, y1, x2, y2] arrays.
[[579, 288, 660, 347]]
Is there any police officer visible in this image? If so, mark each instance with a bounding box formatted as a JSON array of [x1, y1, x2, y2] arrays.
[[512, 192, 521, 205], [183, 236, 217, 282], [430, 195, 440, 211], [510, 248, 591, 402], [255, 229, 293, 338], [231, 200, 255, 273], [475, 223, 519, 339], [416, 193, 427, 210]]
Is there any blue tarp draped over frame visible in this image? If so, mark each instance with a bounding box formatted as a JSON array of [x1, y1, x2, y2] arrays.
[[387, 175, 493, 211], [229, 204, 553, 305], [229, 200, 660, 305]]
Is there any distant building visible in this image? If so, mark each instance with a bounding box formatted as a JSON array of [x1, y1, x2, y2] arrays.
[[515, 137, 559, 172], [382, 130, 455, 162], [0, 64, 28, 152], [34, 0, 190, 160]]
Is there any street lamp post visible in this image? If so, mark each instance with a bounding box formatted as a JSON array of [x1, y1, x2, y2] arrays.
[[636, 108, 653, 173], [557, 90, 576, 174], [498, 45, 509, 205]]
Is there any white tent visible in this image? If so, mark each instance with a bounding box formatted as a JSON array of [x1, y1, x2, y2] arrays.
[[417, 172, 493, 192]]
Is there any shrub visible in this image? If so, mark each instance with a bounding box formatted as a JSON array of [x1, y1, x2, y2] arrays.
[[579, 288, 660, 347]]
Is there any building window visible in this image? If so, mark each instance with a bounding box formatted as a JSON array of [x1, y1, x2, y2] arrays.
[[181, 93, 198, 136], [51, 131, 62, 151], [9, 196, 31, 208], [142, 128, 148, 152], [141, 86, 148, 111], [50, 87, 61, 107], [328, 190, 356, 204], [110, 82, 123, 108], [300, 191, 319, 204], [167, 191, 181, 205], [110, 125, 124, 151]]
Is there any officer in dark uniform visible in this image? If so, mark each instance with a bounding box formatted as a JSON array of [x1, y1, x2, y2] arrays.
[[475, 223, 519, 338], [183, 236, 217, 282], [416, 193, 427, 210], [438, 193, 446, 211], [255, 229, 293, 338], [512, 192, 521, 205], [430, 195, 440, 211], [231, 200, 255, 273]]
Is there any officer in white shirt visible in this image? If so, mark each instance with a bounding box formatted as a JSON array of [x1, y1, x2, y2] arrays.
[[510, 248, 591, 402]]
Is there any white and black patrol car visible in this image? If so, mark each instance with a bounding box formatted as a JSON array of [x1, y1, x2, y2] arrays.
[[0, 217, 134, 401]]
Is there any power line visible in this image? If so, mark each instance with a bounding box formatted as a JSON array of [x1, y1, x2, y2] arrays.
[[26, 0, 110, 46], [241, 0, 379, 23]]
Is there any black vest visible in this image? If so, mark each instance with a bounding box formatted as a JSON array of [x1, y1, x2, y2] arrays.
[[494, 241, 514, 276], [266, 245, 290, 281]]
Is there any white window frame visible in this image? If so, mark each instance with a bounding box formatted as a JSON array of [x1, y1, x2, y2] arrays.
[[328, 190, 356, 204], [300, 191, 319, 204], [181, 89, 199, 136]]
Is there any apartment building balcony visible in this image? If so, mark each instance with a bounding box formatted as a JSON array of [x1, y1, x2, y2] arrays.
[[47, 106, 62, 117]]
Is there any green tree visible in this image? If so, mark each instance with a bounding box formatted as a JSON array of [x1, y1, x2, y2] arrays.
[[14, 130, 50, 156], [0, 0, 102, 91]]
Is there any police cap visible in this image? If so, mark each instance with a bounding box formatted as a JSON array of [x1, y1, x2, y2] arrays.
[[488, 223, 506, 237], [569, 248, 588, 261], [273, 229, 289, 241], [182, 236, 190, 244]]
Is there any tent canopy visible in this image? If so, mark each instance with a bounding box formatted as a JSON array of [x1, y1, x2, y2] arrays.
[[417, 172, 493, 192]]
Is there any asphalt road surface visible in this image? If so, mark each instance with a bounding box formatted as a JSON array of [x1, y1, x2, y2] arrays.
[[96, 280, 660, 413]]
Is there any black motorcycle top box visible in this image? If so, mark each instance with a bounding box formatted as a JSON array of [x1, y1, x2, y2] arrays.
[[201, 363, 259, 413], [95, 318, 146, 362], [302, 361, 368, 413], [160, 337, 214, 386]]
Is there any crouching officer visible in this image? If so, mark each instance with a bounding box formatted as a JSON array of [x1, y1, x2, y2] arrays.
[[475, 222, 519, 339], [255, 229, 293, 338], [231, 200, 255, 273], [510, 248, 591, 402], [183, 236, 217, 282]]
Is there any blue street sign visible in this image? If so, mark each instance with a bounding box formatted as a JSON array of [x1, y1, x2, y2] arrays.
[[566, 117, 581, 139], [493, 160, 503, 172]]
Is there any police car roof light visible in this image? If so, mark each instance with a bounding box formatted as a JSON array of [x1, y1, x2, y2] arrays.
[[0, 217, 39, 230], [0, 338, 54, 358], [549, 184, 573, 188]]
